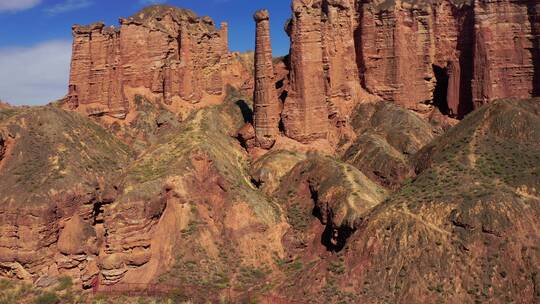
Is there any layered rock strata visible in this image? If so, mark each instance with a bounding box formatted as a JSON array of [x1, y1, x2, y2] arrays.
[[472, 0, 539, 106], [253, 10, 280, 149], [66, 5, 235, 118], [282, 0, 330, 143], [0, 107, 132, 287], [276, 0, 540, 132]]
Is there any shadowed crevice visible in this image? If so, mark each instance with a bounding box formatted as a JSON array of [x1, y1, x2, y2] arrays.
[[309, 185, 355, 253], [457, 7, 475, 118], [433, 65, 450, 115], [235, 99, 253, 123]]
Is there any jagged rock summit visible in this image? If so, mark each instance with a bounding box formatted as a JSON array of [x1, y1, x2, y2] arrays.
[[247, 0, 539, 152], [66, 4, 248, 120]]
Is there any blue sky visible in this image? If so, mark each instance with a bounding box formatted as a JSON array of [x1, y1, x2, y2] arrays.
[[0, 0, 291, 105]]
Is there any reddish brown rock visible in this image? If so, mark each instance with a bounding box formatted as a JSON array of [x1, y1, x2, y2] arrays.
[[355, 0, 476, 117], [282, 0, 329, 143], [236, 122, 256, 149], [472, 0, 538, 106], [66, 5, 239, 118], [0, 101, 10, 109], [281, 0, 538, 126], [534, 2, 540, 97], [253, 10, 280, 149], [321, 0, 364, 119]]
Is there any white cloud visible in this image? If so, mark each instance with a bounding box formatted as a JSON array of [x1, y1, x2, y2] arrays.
[[44, 0, 92, 15], [139, 0, 167, 4], [0, 0, 41, 12], [0, 40, 71, 105]]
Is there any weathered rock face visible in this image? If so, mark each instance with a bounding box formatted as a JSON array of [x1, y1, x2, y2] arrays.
[[534, 2, 540, 97], [66, 5, 246, 119], [279, 0, 539, 129], [96, 96, 287, 295], [253, 10, 280, 149], [472, 0, 539, 106], [320, 0, 370, 126], [357, 0, 476, 118], [282, 0, 330, 143], [0, 106, 132, 287], [274, 98, 540, 304]]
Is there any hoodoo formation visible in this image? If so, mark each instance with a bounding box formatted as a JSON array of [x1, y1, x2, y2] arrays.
[[253, 10, 280, 149]]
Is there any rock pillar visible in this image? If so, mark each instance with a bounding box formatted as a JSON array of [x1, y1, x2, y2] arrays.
[[253, 10, 280, 149], [282, 0, 329, 143]]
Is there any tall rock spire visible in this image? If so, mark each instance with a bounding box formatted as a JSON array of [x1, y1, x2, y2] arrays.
[[282, 0, 329, 143], [253, 10, 280, 149]]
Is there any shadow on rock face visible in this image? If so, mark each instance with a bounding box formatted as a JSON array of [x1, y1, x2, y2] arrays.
[[0, 135, 5, 163], [235, 99, 253, 123]]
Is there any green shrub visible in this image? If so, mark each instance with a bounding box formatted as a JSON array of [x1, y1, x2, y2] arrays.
[[55, 276, 73, 291], [34, 292, 59, 304]]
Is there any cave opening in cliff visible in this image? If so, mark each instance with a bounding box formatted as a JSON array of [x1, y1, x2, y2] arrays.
[[432, 65, 450, 115]]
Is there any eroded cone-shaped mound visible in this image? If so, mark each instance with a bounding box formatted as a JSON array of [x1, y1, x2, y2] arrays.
[[98, 90, 287, 299], [342, 101, 440, 189], [278, 98, 540, 303], [276, 154, 388, 252]]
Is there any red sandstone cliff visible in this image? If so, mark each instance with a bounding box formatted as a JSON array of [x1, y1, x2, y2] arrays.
[[472, 0, 539, 106], [66, 5, 250, 119], [282, 0, 330, 143], [275, 0, 539, 144]]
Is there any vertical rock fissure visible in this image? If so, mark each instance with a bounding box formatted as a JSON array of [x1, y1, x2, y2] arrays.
[[0, 135, 5, 167], [354, 4, 368, 93], [92, 201, 105, 225], [433, 65, 450, 115], [457, 6, 475, 118]]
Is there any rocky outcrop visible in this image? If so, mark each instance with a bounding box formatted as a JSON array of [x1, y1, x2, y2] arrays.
[[282, 0, 329, 143], [96, 96, 287, 293], [253, 10, 280, 149], [275, 98, 540, 303], [0, 106, 132, 287], [321, 0, 371, 127], [534, 2, 540, 97], [275, 0, 539, 134], [472, 0, 539, 106], [342, 101, 440, 190], [66, 5, 249, 119]]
